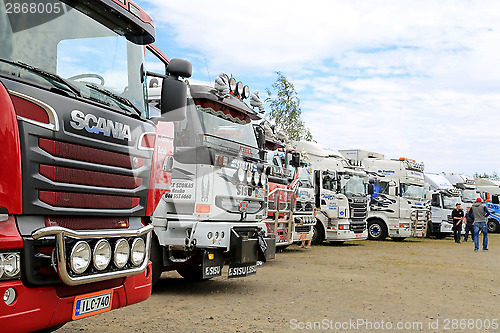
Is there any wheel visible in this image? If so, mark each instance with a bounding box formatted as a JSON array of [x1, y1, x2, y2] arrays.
[[177, 263, 209, 282], [391, 237, 406, 242], [434, 233, 448, 239], [311, 220, 325, 245], [367, 219, 387, 241], [487, 219, 498, 233], [150, 235, 164, 286]]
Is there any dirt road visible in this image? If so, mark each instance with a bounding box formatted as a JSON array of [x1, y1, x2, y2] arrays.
[[61, 234, 500, 332]]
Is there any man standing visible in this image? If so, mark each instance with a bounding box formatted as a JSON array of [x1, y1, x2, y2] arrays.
[[464, 207, 474, 242], [451, 203, 464, 243], [471, 197, 490, 251]]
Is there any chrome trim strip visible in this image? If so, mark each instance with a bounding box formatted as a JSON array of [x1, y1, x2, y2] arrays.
[[137, 131, 156, 151], [9, 90, 60, 131]]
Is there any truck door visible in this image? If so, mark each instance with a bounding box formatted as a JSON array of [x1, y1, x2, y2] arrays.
[[319, 171, 339, 219]]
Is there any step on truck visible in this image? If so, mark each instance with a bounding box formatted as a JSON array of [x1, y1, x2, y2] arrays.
[[293, 142, 371, 245], [425, 173, 462, 238], [291, 157, 317, 243], [0, 0, 158, 331], [145, 66, 275, 283], [341, 150, 430, 241]]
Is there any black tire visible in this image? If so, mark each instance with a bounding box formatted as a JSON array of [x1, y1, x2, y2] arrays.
[[311, 220, 325, 245], [391, 237, 406, 242], [487, 219, 498, 233], [434, 233, 448, 239], [177, 263, 209, 282], [367, 219, 387, 241], [150, 235, 164, 286]]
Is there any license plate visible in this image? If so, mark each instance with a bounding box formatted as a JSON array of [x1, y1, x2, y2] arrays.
[[228, 264, 257, 278], [355, 233, 363, 239], [72, 289, 113, 320], [416, 232, 423, 237], [255, 188, 265, 198], [299, 233, 308, 240]]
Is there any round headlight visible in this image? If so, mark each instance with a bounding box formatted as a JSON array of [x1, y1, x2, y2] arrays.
[[70, 241, 91, 274], [130, 238, 146, 266], [114, 238, 130, 269], [246, 170, 253, 184], [0, 254, 4, 278], [260, 173, 267, 186], [242, 85, 250, 99], [229, 77, 237, 93], [253, 172, 260, 185], [235, 81, 243, 96], [93, 240, 112, 271], [236, 168, 245, 183], [3, 254, 20, 277]]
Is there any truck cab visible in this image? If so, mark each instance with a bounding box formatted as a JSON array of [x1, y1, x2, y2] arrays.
[[145, 68, 275, 283], [0, 1, 157, 330], [425, 173, 462, 238], [293, 142, 371, 244], [347, 153, 430, 241]]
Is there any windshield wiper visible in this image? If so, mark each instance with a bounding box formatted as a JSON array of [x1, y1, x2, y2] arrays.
[[85, 83, 141, 116], [0, 58, 81, 97]]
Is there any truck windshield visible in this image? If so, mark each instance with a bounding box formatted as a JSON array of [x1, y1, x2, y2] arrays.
[[298, 167, 313, 188], [443, 195, 459, 209], [401, 183, 425, 200], [340, 174, 366, 196], [462, 189, 480, 203], [197, 105, 258, 148], [0, 1, 147, 115]]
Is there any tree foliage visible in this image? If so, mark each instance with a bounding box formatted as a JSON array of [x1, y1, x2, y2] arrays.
[[474, 172, 499, 178], [265, 71, 312, 141]]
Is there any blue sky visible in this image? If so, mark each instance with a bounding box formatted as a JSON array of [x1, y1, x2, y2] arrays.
[[136, 0, 500, 177]]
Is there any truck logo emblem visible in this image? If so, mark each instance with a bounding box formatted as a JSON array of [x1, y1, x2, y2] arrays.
[[69, 110, 131, 142]]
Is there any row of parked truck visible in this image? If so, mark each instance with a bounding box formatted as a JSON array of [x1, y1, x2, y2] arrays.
[[0, 0, 498, 332]]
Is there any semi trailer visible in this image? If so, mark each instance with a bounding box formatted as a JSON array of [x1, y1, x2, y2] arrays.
[[0, 0, 158, 331]]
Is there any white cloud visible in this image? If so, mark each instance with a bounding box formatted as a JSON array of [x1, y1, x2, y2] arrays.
[[138, 0, 500, 175]]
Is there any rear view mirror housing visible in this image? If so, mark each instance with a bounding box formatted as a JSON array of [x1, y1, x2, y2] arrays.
[[160, 59, 192, 121]]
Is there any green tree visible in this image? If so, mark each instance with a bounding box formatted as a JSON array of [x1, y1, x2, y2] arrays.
[[265, 71, 312, 141]]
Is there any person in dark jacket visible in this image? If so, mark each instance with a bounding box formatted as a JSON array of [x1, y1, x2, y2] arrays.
[[451, 203, 464, 243], [470, 198, 490, 251], [464, 207, 474, 242]]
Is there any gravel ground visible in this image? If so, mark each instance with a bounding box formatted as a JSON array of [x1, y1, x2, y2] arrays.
[[60, 234, 500, 332]]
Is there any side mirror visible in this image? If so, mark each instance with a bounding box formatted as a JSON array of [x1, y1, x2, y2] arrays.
[[255, 126, 265, 149], [367, 183, 374, 195], [160, 76, 187, 121], [167, 58, 192, 78]]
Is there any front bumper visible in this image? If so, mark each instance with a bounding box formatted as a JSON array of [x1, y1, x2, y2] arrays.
[[325, 229, 367, 241], [0, 262, 152, 333]]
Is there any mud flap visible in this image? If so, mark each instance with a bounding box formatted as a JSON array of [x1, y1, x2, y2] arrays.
[[202, 249, 223, 279]]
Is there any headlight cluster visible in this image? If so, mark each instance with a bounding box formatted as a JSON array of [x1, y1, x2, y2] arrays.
[[68, 237, 146, 275], [234, 166, 267, 187], [0, 253, 21, 280]]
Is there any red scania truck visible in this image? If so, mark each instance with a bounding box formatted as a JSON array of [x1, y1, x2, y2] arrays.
[[0, 0, 160, 331]]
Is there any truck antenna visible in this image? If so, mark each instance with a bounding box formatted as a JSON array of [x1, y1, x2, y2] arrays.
[[204, 54, 211, 84]]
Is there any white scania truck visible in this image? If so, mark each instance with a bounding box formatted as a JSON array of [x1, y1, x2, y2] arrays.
[[293, 142, 371, 245], [340, 150, 429, 241], [425, 173, 462, 238]]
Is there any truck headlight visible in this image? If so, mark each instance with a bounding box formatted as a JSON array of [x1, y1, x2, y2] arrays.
[[93, 239, 112, 271], [70, 241, 91, 274], [236, 168, 245, 183], [246, 170, 253, 184], [260, 173, 267, 186], [114, 238, 130, 269], [253, 171, 260, 185], [130, 238, 146, 266]]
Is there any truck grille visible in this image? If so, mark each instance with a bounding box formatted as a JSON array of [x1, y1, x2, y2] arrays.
[[350, 220, 366, 233], [349, 199, 368, 219], [295, 225, 311, 233], [295, 201, 314, 212]]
